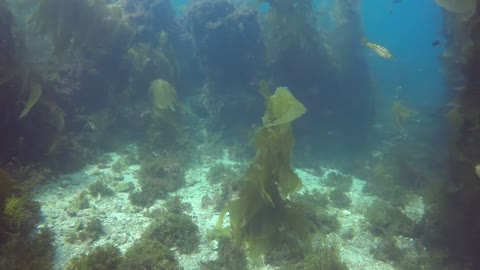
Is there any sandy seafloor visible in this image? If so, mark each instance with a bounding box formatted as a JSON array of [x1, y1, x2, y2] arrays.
[[34, 145, 425, 270]]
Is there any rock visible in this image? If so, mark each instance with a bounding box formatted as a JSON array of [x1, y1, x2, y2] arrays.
[[115, 182, 135, 193]]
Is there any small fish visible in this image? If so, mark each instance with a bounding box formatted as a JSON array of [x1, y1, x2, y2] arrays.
[[362, 38, 393, 59], [432, 40, 441, 46]]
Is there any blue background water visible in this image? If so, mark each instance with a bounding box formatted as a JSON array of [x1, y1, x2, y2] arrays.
[[172, 0, 448, 116], [361, 0, 447, 115]]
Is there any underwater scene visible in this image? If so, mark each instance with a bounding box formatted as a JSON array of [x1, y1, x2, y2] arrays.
[[1, 0, 480, 269]]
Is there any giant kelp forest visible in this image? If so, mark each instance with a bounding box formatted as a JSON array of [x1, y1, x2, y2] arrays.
[[0, 0, 479, 269]]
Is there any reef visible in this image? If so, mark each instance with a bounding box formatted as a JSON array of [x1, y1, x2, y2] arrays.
[[186, 0, 265, 88]]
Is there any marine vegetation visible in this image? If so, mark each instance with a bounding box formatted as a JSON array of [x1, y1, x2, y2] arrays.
[[365, 200, 415, 238], [201, 235, 247, 270], [286, 245, 348, 270], [121, 238, 179, 270], [324, 171, 353, 192], [216, 85, 316, 257], [27, 0, 135, 57], [435, 0, 477, 21], [127, 39, 177, 90], [18, 81, 42, 119], [66, 244, 123, 270], [149, 78, 177, 112], [291, 190, 340, 237], [392, 101, 418, 132], [186, 0, 264, 87], [67, 239, 179, 270], [66, 217, 104, 244], [143, 212, 199, 254], [129, 156, 185, 207], [69, 191, 90, 211], [328, 188, 352, 209], [206, 163, 241, 185], [0, 170, 54, 270], [88, 180, 115, 197]]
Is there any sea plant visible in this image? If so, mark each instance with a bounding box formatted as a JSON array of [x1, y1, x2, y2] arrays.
[[392, 101, 418, 132], [66, 244, 123, 270], [201, 235, 247, 270], [365, 200, 416, 238], [149, 78, 177, 112], [120, 238, 179, 270], [328, 188, 351, 209], [206, 163, 240, 185], [143, 212, 199, 254], [88, 180, 115, 197], [66, 217, 104, 244], [216, 85, 316, 257], [27, 0, 135, 57], [324, 171, 353, 192], [18, 81, 42, 120]]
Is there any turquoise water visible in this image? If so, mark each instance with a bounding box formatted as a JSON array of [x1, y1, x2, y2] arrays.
[[1, 0, 469, 269], [362, 0, 448, 113]]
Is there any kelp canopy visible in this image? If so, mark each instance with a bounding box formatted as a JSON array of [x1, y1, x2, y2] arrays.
[[217, 86, 315, 256], [28, 0, 135, 57]]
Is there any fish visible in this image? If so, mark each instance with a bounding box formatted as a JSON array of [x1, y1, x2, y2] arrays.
[[362, 38, 393, 59], [432, 40, 441, 46]]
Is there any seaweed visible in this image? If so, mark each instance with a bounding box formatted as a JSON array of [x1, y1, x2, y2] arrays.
[[163, 196, 191, 215], [216, 86, 315, 257], [392, 101, 418, 132], [66, 218, 104, 244], [18, 81, 42, 120], [66, 244, 122, 270], [143, 212, 199, 254], [324, 171, 353, 192], [121, 238, 179, 270], [0, 170, 54, 270], [28, 0, 135, 58], [3, 195, 39, 231], [201, 235, 247, 270], [0, 228, 55, 270], [365, 200, 416, 238], [328, 188, 352, 209], [206, 163, 240, 185], [149, 78, 177, 112], [371, 236, 404, 263], [69, 191, 90, 212], [0, 169, 15, 204], [129, 157, 186, 207], [88, 180, 115, 197], [287, 245, 348, 270], [126, 38, 177, 88]]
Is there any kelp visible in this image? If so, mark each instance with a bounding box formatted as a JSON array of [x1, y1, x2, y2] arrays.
[[262, 86, 307, 128], [149, 79, 176, 112], [18, 81, 42, 119], [21, 98, 66, 156], [0, 169, 15, 204], [392, 101, 418, 132], [435, 0, 477, 21], [216, 86, 314, 257], [28, 0, 135, 57], [127, 39, 177, 85]]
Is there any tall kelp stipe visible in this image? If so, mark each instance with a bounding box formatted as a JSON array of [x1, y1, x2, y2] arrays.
[[28, 0, 135, 58], [215, 84, 316, 257]]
